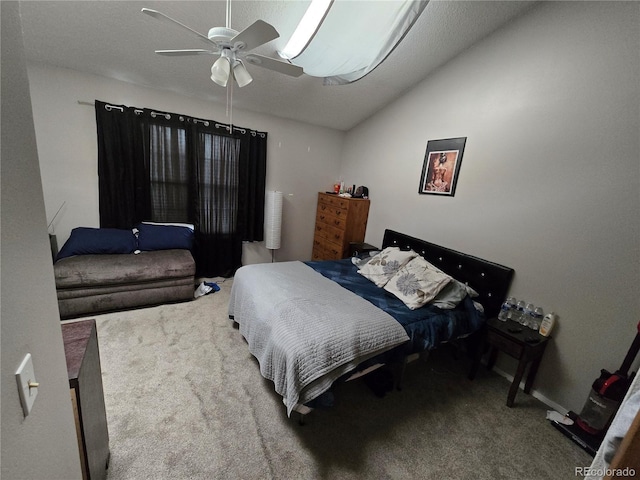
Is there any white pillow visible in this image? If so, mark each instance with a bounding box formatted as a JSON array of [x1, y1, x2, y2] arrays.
[[431, 280, 478, 310], [357, 247, 418, 287], [384, 256, 453, 310]]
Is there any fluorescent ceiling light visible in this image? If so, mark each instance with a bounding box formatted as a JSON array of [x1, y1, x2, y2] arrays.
[[280, 0, 427, 85], [279, 0, 332, 59]]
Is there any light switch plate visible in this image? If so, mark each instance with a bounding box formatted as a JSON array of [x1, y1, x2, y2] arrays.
[[16, 353, 38, 416]]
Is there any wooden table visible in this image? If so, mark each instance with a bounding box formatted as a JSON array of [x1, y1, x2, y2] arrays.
[[486, 317, 550, 407], [62, 319, 110, 480]]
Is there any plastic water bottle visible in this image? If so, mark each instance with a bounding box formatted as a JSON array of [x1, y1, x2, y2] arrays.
[[530, 306, 544, 331], [523, 303, 535, 328], [514, 300, 527, 324], [498, 297, 516, 321]]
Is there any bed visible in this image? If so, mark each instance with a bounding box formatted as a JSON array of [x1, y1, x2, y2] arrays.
[[229, 229, 514, 418]]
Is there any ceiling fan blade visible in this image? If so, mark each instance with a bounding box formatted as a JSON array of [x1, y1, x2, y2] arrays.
[[231, 20, 279, 52], [244, 54, 304, 77], [155, 49, 215, 56], [141, 8, 214, 47]]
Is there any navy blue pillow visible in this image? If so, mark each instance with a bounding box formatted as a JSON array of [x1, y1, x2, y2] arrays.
[[135, 223, 194, 251], [56, 227, 137, 261]]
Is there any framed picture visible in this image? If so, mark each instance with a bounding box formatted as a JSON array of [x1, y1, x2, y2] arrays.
[[418, 137, 467, 196]]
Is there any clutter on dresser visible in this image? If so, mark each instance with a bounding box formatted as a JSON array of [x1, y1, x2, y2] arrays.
[[352, 186, 369, 198], [328, 183, 369, 199]]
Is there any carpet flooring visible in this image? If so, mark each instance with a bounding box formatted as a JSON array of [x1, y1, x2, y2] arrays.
[[88, 278, 592, 479]]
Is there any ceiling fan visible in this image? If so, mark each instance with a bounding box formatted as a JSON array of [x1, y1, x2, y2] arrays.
[[141, 5, 304, 88]]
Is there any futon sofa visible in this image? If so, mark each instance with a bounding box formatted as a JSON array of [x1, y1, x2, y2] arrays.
[[54, 224, 196, 319]]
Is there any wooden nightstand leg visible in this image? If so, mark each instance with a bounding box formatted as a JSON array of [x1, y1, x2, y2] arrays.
[[524, 357, 542, 394], [507, 360, 528, 407], [487, 346, 498, 371]]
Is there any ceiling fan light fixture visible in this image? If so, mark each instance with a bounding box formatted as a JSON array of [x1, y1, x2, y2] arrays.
[[233, 61, 253, 88], [210, 54, 231, 86], [143, 7, 303, 87]]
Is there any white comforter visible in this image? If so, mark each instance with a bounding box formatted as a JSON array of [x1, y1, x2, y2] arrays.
[[229, 261, 410, 416]]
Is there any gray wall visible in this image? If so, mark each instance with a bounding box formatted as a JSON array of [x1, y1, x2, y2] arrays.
[[340, 1, 640, 411], [1, 2, 82, 478], [27, 64, 345, 266]]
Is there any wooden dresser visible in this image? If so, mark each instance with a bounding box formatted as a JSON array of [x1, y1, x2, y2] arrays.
[[312, 192, 370, 260]]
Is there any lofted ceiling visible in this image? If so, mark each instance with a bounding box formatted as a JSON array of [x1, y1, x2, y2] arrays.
[[20, 1, 537, 131]]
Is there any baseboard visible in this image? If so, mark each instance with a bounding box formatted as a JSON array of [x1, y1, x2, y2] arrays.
[[490, 365, 569, 415]]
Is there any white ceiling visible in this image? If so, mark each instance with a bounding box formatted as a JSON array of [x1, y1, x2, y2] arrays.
[[20, 1, 537, 131]]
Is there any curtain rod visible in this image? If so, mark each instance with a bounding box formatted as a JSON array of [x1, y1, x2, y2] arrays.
[[77, 100, 266, 137], [78, 100, 124, 112]]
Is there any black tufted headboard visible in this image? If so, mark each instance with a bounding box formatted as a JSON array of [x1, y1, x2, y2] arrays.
[[382, 230, 514, 319]]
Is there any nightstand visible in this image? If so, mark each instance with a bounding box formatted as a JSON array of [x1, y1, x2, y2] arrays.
[[62, 319, 110, 480], [486, 317, 550, 407]]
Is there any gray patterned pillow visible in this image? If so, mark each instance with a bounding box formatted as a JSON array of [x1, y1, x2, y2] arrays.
[[384, 256, 453, 310], [431, 280, 478, 309], [357, 247, 418, 287]]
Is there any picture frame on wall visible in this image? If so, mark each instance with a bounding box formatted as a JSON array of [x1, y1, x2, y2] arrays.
[[418, 137, 467, 196]]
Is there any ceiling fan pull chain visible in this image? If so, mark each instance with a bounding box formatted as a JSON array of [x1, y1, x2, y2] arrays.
[[228, 79, 234, 133]]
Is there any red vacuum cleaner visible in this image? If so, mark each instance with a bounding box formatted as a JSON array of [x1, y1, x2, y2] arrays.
[[576, 321, 640, 435]]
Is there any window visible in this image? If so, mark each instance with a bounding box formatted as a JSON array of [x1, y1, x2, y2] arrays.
[[149, 123, 189, 222], [96, 101, 267, 276]]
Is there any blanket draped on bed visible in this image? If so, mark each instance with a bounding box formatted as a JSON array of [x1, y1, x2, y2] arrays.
[[229, 261, 410, 416], [306, 258, 485, 354]]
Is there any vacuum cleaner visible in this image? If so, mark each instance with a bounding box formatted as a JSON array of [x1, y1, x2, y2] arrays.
[[576, 321, 640, 435]]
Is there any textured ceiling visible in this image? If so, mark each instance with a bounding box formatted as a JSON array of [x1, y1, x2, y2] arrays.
[[20, 1, 537, 131]]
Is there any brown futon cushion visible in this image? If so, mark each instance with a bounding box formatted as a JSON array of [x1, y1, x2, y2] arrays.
[[54, 249, 195, 289]]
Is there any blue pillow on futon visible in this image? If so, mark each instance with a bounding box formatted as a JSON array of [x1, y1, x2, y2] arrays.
[[135, 222, 194, 251], [56, 227, 137, 261]]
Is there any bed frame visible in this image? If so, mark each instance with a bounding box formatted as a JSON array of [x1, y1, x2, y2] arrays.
[[382, 229, 514, 319], [234, 229, 515, 423], [379, 230, 515, 390]]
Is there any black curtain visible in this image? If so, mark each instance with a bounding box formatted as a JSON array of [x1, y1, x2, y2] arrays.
[[237, 132, 267, 241], [95, 102, 148, 227], [95, 101, 267, 277]]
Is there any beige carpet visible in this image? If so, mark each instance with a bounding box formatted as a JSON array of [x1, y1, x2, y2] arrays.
[[90, 278, 592, 479]]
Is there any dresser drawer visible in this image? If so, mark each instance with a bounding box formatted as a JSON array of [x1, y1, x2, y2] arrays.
[[319, 193, 350, 210], [316, 210, 346, 230], [314, 222, 345, 246], [312, 240, 343, 260], [311, 244, 324, 261], [487, 330, 524, 359], [317, 202, 348, 221]]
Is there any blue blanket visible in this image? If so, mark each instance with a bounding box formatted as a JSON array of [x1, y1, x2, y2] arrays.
[[305, 258, 485, 359]]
